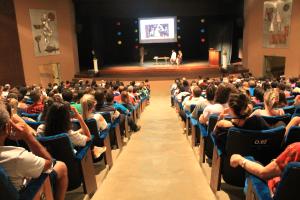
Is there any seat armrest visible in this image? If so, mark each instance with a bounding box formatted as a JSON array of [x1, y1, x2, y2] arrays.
[[20, 173, 49, 200], [244, 156, 272, 200], [198, 123, 208, 137], [210, 134, 223, 156], [75, 140, 93, 161]]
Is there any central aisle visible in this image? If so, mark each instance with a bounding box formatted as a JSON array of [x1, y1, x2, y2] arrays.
[[92, 81, 216, 200]]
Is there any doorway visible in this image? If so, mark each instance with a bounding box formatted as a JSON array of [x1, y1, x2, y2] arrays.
[[264, 56, 285, 78]]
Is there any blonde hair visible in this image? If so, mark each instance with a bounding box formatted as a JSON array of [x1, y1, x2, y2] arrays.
[[80, 94, 96, 120], [264, 89, 279, 108]]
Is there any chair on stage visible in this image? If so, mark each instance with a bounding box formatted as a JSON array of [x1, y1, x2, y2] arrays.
[[37, 133, 97, 196], [209, 126, 285, 193], [245, 157, 300, 200], [0, 166, 54, 200]]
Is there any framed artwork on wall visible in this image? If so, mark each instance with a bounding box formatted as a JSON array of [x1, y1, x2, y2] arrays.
[[29, 9, 60, 56], [263, 0, 293, 48]]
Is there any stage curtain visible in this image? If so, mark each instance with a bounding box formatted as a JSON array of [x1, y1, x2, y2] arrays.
[[208, 20, 233, 66]]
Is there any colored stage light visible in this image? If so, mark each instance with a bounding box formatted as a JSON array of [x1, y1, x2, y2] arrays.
[[116, 22, 121, 26], [201, 38, 206, 43], [135, 38, 139, 42], [177, 19, 181, 23], [177, 35, 181, 39], [177, 27, 180, 30], [134, 20, 138, 24], [135, 45, 139, 49], [177, 44, 181, 47], [117, 32, 122, 36], [200, 28, 205, 33], [134, 29, 138, 33], [201, 18, 205, 23], [117, 40, 122, 45]]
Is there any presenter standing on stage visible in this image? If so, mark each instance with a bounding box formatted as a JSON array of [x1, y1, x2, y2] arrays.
[[176, 50, 183, 65], [139, 46, 145, 65], [170, 50, 177, 65]]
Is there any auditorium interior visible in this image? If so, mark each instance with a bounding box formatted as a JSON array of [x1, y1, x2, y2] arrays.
[[1, 0, 300, 200]]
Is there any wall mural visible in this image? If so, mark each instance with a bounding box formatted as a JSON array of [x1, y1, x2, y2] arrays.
[[29, 9, 60, 56], [263, 0, 293, 48]]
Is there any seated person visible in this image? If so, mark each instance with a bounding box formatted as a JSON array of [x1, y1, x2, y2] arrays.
[[37, 102, 103, 159], [199, 83, 236, 124], [251, 89, 285, 117], [26, 89, 44, 114], [176, 50, 183, 65], [0, 102, 67, 200], [192, 84, 217, 118], [230, 142, 300, 196]]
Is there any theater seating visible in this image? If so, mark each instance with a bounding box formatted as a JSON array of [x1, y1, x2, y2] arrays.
[[209, 126, 285, 192], [283, 126, 300, 148], [0, 166, 53, 200], [37, 133, 97, 195], [84, 118, 113, 168], [245, 157, 300, 200]]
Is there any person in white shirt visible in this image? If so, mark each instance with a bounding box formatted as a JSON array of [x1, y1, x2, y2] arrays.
[[199, 83, 236, 124], [0, 102, 67, 200], [170, 50, 177, 65]]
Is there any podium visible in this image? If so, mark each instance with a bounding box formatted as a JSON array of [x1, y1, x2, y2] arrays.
[[209, 48, 220, 67]]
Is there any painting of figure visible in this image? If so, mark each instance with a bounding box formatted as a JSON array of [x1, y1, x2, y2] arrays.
[[29, 9, 60, 56], [263, 0, 293, 48]]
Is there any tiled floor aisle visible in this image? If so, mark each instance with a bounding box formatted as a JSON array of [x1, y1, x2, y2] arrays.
[[91, 81, 216, 200]]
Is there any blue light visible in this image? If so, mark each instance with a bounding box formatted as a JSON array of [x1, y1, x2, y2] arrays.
[[177, 27, 180, 30], [117, 32, 122, 36], [201, 29, 205, 33]]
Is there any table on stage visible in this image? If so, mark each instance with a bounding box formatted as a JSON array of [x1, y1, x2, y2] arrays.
[[153, 56, 170, 65]]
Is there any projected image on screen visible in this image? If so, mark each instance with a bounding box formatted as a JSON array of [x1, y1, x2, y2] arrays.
[[139, 17, 177, 44]]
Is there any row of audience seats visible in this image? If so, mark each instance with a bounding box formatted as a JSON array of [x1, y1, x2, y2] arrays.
[[174, 95, 300, 200], [0, 95, 150, 199]]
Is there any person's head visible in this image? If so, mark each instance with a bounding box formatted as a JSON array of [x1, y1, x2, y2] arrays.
[[29, 89, 42, 103], [40, 97, 54, 122], [192, 86, 201, 98], [62, 89, 73, 103], [214, 83, 236, 104], [0, 102, 10, 139], [106, 90, 114, 103], [80, 94, 96, 120], [253, 87, 264, 103], [128, 86, 134, 93], [94, 89, 105, 107], [206, 84, 217, 101], [278, 90, 287, 107], [264, 89, 280, 109], [228, 93, 252, 119], [44, 102, 71, 136], [121, 91, 130, 104]]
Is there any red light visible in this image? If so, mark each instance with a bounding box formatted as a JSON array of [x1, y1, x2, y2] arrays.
[[201, 38, 206, 43]]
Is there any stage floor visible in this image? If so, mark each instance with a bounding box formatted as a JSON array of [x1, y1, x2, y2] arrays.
[[75, 60, 248, 81]]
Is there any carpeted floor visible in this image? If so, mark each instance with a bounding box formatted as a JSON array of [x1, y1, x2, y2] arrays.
[[90, 80, 217, 200]]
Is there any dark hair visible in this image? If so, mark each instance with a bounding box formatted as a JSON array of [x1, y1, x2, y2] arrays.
[[40, 97, 54, 122], [29, 89, 41, 103], [228, 93, 251, 119], [62, 89, 73, 102], [253, 87, 264, 102], [278, 91, 287, 108], [206, 84, 217, 101], [192, 87, 201, 98], [106, 90, 114, 103], [214, 83, 235, 104], [44, 102, 71, 136], [95, 89, 105, 110]]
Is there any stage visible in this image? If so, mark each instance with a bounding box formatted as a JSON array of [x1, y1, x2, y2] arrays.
[[75, 60, 248, 81]]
